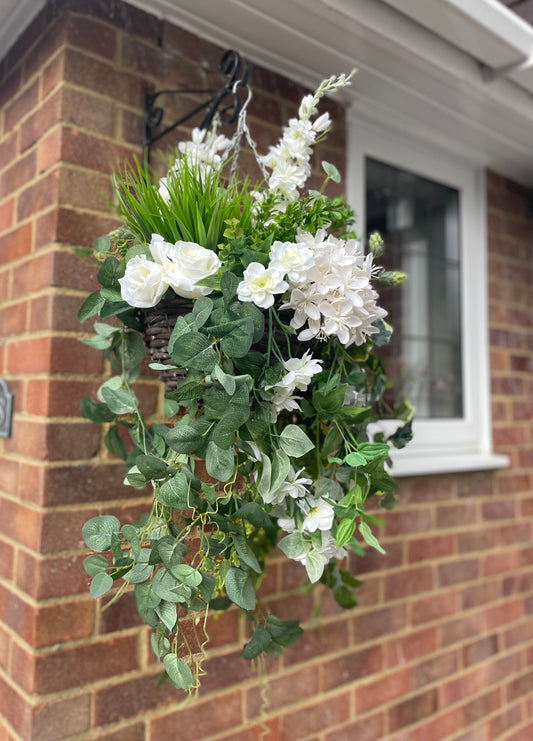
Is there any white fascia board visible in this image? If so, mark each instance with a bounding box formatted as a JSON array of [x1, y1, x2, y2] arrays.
[[381, 0, 533, 69], [0, 0, 46, 63]]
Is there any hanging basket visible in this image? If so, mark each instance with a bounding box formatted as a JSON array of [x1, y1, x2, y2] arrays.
[[142, 299, 192, 392]]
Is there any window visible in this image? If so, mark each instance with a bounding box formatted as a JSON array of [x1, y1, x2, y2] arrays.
[[347, 112, 508, 476]]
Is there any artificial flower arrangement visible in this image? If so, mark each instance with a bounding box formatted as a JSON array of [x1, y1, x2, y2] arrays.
[[78, 72, 412, 692]]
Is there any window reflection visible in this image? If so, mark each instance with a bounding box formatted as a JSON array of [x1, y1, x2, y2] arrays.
[[366, 157, 463, 418]]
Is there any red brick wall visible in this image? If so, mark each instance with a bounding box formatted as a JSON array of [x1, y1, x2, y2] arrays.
[[0, 2, 532, 740]]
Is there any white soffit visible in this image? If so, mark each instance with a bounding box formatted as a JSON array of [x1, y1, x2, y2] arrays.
[[2, 0, 533, 183], [0, 0, 46, 61], [381, 0, 533, 69]]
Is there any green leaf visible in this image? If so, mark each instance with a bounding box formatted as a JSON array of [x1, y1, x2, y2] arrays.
[[157, 538, 187, 568], [136, 455, 168, 481], [344, 452, 367, 467], [127, 549, 154, 583], [333, 585, 357, 609], [220, 271, 240, 304], [198, 572, 216, 602], [278, 532, 304, 559], [163, 654, 194, 691], [100, 386, 137, 415], [150, 630, 170, 659], [359, 521, 386, 554], [388, 420, 413, 450], [192, 295, 214, 326], [82, 515, 120, 551], [232, 534, 262, 574], [257, 454, 271, 498], [264, 615, 303, 646], [205, 441, 235, 482], [233, 502, 274, 530], [211, 411, 246, 449], [358, 442, 390, 461], [166, 423, 203, 454], [220, 317, 254, 358], [93, 235, 111, 252], [225, 567, 256, 610], [270, 448, 290, 495], [119, 331, 146, 370], [135, 581, 161, 609], [83, 554, 109, 577], [90, 571, 113, 598], [172, 332, 216, 372], [80, 397, 116, 423], [156, 600, 178, 631], [242, 624, 272, 659], [312, 385, 347, 417], [170, 564, 202, 587], [212, 364, 236, 396], [305, 550, 326, 583], [322, 425, 342, 459], [279, 425, 315, 458], [336, 518, 356, 548], [104, 425, 127, 461], [78, 291, 105, 322], [156, 473, 191, 509], [152, 569, 192, 604], [97, 256, 124, 288], [322, 160, 341, 183]]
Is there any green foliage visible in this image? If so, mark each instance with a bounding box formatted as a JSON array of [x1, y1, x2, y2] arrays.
[[77, 74, 413, 694]]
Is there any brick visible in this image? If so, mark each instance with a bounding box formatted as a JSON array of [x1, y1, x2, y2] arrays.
[[413, 650, 458, 689], [0, 585, 36, 644], [323, 713, 385, 741], [4, 80, 39, 131], [384, 566, 433, 600], [353, 604, 407, 643], [385, 627, 437, 668], [31, 694, 91, 741], [0, 66, 22, 109], [42, 51, 65, 98], [97, 589, 144, 634], [94, 672, 178, 726], [280, 692, 350, 740], [483, 549, 521, 576], [384, 508, 433, 536], [462, 634, 498, 666], [63, 47, 145, 109], [355, 540, 404, 574], [457, 528, 497, 553], [461, 580, 499, 609], [438, 558, 479, 587], [60, 85, 116, 139], [0, 302, 28, 335], [34, 600, 95, 648], [1, 150, 36, 195], [0, 539, 15, 581], [0, 497, 42, 551], [457, 471, 494, 498], [246, 664, 321, 720], [91, 723, 145, 741], [487, 703, 522, 738], [0, 674, 32, 739], [56, 206, 120, 248], [488, 651, 521, 684], [64, 11, 118, 61], [484, 599, 522, 630], [483, 501, 516, 520], [16, 551, 89, 600], [409, 708, 464, 741], [389, 688, 438, 732], [4, 418, 100, 462], [436, 502, 477, 528], [37, 127, 62, 173], [441, 665, 488, 706], [0, 198, 15, 231], [41, 463, 132, 506], [31, 634, 140, 693], [440, 613, 484, 648], [356, 667, 412, 713], [411, 592, 458, 625], [25, 378, 99, 417], [0, 223, 33, 263], [58, 165, 114, 211], [17, 170, 60, 221], [322, 645, 382, 691], [408, 534, 453, 562], [507, 668, 533, 701], [150, 689, 243, 741], [19, 90, 61, 152]]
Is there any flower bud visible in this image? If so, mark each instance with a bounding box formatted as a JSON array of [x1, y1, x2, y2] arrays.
[[368, 231, 384, 257]]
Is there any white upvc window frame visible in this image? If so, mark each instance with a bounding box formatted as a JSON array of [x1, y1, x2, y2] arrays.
[[347, 110, 509, 476]]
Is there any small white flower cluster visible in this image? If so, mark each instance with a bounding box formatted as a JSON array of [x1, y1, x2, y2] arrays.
[[237, 230, 387, 347], [159, 127, 232, 201], [264, 350, 322, 416], [269, 474, 347, 582], [119, 233, 221, 308], [259, 94, 331, 202]]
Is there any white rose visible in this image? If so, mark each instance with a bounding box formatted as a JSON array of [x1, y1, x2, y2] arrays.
[[118, 255, 168, 308], [148, 235, 221, 299]]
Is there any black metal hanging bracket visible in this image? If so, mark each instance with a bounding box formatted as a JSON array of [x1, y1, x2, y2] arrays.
[[142, 49, 249, 165]]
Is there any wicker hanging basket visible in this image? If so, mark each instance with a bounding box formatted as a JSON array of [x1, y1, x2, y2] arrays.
[[142, 299, 192, 392]]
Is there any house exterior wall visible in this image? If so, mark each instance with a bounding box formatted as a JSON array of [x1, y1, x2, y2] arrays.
[[0, 2, 532, 739]]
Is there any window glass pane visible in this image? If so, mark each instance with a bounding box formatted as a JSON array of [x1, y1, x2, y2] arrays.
[[366, 157, 463, 418]]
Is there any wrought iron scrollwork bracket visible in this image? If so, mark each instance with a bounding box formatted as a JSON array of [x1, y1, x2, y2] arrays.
[[142, 49, 249, 165]]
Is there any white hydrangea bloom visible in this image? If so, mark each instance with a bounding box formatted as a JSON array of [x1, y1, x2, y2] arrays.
[[237, 262, 288, 309], [281, 229, 387, 346], [263, 467, 312, 505], [282, 351, 323, 392], [298, 496, 335, 533]]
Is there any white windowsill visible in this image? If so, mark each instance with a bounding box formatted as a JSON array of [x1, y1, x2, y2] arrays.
[[388, 450, 510, 478]]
